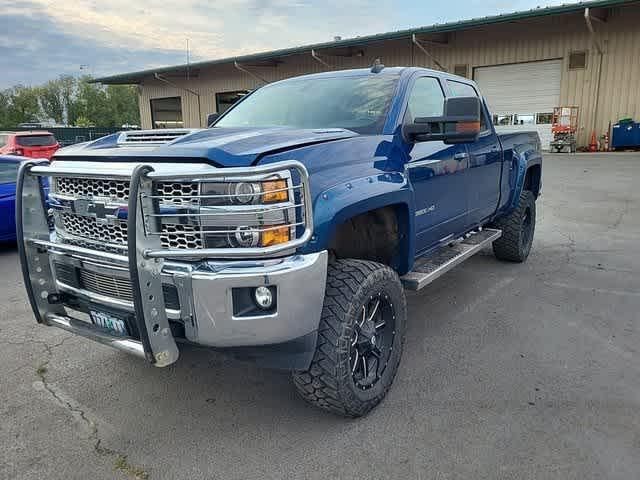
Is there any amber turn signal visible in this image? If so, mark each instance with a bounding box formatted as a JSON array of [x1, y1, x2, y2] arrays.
[[260, 225, 290, 247], [456, 121, 481, 133], [262, 180, 288, 203]]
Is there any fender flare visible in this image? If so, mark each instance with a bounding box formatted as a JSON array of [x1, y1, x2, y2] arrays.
[[504, 146, 543, 214], [301, 172, 415, 274]]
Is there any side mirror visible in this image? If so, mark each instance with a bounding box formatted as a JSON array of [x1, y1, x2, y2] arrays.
[[404, 96, 482, 144], [206, 113, 220, 127]]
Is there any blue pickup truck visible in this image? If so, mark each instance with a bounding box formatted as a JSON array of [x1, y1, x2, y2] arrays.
[[17, 65, 541, 417]]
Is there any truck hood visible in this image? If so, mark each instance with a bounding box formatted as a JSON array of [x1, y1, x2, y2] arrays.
[[53, 127, 358, 167]]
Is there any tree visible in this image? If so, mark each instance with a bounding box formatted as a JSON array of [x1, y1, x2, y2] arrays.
[[39, 75, 77, 125], [106, 84, 140, 127], [39, 79, 66, 124], [74, 76, 110, 126], [0, 86, 42, 127], [0, 74, 140, 128], [74, 116, 94, 127], [0, 90, 11, 128]]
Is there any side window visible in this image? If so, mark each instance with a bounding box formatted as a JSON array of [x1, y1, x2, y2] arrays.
[[478, 103, 490, 133], [0, 135, 6, 148], [447, 80, 490, 133], [405, 77, 445, 123], [447, 80, 477, 98]]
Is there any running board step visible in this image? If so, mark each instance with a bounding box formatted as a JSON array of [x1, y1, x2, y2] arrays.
[[401, 228, 502, 291]]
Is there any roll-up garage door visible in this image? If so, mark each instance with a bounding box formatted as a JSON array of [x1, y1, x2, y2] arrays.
[[474, 60, 562, 150]]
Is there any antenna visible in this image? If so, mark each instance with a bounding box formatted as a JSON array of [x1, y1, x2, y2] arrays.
[[186, 38, 190, 81], [370, 58, 385, 73]]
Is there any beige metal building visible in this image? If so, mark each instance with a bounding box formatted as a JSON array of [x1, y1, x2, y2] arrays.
[[95, 0, 640, 148]]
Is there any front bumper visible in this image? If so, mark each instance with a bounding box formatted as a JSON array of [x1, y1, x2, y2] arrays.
[[16, 160, 326, 369], [50, 249, 328, 347]]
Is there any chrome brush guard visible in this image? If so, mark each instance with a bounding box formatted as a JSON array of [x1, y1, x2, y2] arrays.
[[16, 160, 313, 367]]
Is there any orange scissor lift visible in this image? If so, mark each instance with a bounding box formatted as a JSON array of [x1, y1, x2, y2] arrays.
[[550, 106, 579, 153]]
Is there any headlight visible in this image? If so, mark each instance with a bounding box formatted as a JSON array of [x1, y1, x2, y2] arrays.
[[194, 175, 294, 249], [229, 226, 260, 248], [203, 178, 289, 206], [230, 182, 260, 204]]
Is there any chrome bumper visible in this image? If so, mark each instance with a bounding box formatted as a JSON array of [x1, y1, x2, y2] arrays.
[[47, 249, 327, 347], [16, 160, 326, 368]]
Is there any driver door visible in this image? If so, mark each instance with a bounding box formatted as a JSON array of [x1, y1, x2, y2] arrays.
[[404, 75, 470, 255]]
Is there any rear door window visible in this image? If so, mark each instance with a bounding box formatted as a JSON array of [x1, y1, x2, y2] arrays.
[[447, 80, 478, 98], [447, 80, 490, 133], [16, 135, 56, 147], [0, 162, 19, 184]]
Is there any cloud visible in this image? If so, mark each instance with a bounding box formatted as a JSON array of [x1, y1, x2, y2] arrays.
[[0, 2, 186, 87], [0, 0, 571, 87]]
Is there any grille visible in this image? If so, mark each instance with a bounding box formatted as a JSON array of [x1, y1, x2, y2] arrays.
[[67, 267, 181, 310], [60, 212, 202, 249], [80, 269, 134, 302], [61, 212, 128, 245], [54, 178, 199, 205], [50, 165, 308, 256], [56, 177, 129, 200], [54, 262, 78, 287], [61, 237, 128, 254], [160, 223, 203, 249], [157, 182, 199, 206]]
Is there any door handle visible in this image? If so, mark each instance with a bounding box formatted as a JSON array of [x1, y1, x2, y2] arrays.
[[454, 152, 468, 161]]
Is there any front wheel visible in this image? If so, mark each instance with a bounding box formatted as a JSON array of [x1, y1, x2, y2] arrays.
[[292, 259, 407, 417], [490, 190, 536, 262]]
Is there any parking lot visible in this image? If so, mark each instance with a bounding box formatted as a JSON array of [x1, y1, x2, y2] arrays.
[[1, 153, 639, 480]]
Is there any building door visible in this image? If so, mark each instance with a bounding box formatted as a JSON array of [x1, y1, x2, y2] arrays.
[[475, 60, 562, 150]]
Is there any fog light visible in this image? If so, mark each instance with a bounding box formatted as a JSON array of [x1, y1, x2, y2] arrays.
[[254, 286, 274, 309]]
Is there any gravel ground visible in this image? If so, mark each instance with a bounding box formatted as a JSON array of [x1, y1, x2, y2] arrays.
[[1, 153, 639, 480]]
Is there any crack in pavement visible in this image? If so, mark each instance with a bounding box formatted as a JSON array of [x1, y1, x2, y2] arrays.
[[610, 196, 631, 230], [30, 335, 149, 479]]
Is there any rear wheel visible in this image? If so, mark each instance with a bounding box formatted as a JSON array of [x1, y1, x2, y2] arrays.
[[491, 190, 536, 262], [292, 259, 406, 417]]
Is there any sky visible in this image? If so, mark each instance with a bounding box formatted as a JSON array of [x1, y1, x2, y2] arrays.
[[0, 0, 566, 88]]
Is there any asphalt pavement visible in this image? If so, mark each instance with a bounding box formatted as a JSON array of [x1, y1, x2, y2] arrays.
[[1, 153, 639, 479]]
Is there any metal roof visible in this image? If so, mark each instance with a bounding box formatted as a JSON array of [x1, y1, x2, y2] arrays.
[[93, 0, 636, 84]]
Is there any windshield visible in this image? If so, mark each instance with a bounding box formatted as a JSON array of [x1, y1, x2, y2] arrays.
[[215, 74, 400, 134]]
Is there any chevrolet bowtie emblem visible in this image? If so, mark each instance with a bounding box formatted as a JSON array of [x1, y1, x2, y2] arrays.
[[72, 199, 123, 224]]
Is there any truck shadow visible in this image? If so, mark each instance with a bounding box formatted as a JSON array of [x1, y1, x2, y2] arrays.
[[0, 241, 18, 254], [86, 251, 513, 436]]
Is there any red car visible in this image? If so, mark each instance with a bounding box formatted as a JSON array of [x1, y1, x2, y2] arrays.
[[0, 131, 60, 160]]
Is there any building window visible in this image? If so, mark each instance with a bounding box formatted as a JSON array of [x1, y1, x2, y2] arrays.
[[493, 113, 555, 126], [453, 64, 469, 78], [536, 112, 554, 125], [493, 114, 513, 126], [150, 97, 183, 129], [569, 51, 587, 70], [513, 114, 535, 126], [216, 91, 250, 114]]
